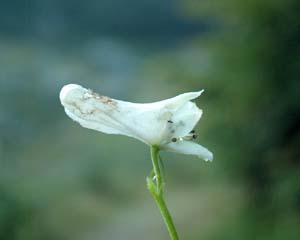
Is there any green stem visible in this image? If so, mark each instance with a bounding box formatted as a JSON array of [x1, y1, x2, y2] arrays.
[[148, 146, 179, 240]]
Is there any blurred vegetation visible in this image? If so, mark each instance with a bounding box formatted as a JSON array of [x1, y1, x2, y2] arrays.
[[0, 0, 299, 239], [181, 0, 300, 239]]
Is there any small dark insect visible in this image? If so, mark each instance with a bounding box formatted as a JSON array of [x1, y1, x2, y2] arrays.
[[168, 120, 173, 123], [190, 130, 195, 134], [171, 137, 177, 142], [192, 134, 197, 139]]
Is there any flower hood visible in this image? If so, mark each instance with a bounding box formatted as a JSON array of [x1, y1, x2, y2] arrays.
[[60, 84, 213, 161]]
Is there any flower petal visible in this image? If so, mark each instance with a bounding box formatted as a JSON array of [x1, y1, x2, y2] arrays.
[[64, 108, 127, 135], [171, 101, 202, 138], [133, 91, 204, 144], [163, 141, 213, 161], [147, 90, 204, 111], [60, 84, 147, 143]]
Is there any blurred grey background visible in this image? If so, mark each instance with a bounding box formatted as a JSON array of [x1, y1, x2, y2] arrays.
[[0, 0, 300, 239]]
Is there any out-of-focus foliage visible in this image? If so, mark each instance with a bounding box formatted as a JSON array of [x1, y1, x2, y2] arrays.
[[180, 0, 300, 239], [0, 0, 299, 239]]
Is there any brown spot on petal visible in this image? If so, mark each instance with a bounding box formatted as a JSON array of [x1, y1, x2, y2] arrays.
[[90, 90, 117, 107]]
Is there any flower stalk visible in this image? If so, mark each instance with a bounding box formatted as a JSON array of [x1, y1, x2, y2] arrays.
[[147, 146, 179, 240]]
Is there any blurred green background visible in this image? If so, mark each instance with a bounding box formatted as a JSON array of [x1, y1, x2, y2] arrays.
[[1, 0, 300, 239]]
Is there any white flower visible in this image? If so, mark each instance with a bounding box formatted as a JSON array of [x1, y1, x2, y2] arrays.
[[60, 84, 213, 161]]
